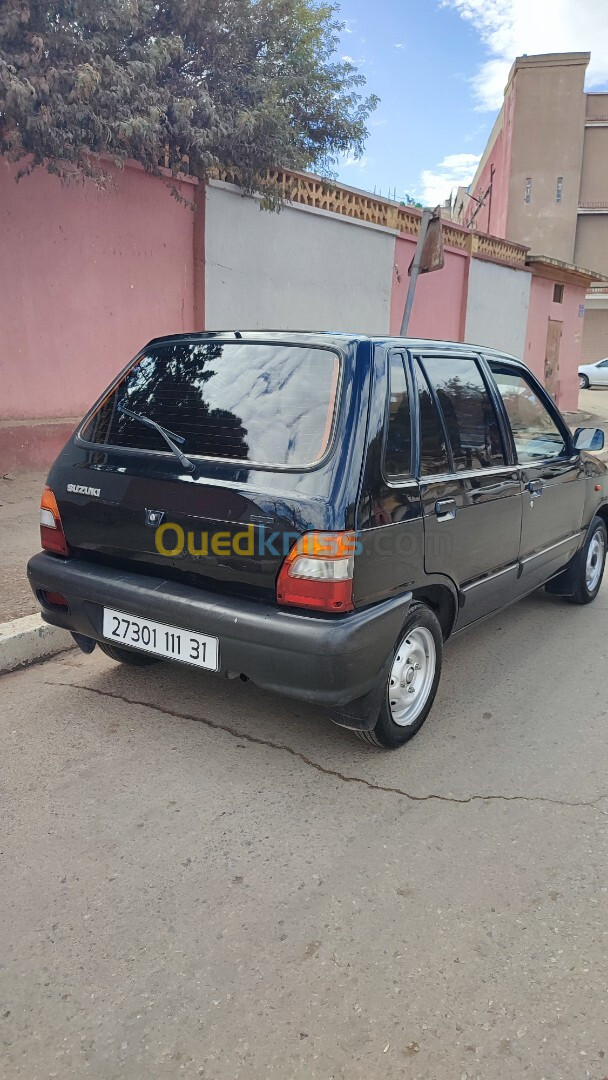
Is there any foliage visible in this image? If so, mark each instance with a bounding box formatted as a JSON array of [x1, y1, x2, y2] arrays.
[[0, 0, 377, 201]]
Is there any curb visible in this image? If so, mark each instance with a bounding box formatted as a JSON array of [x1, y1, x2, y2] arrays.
[[0, 614, 74, 674]]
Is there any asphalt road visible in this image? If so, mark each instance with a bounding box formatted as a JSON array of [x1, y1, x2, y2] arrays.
[[2, 585, 608, 1080], [579, 387, 608, 431]]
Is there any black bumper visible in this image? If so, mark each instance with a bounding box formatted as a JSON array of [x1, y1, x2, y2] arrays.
[[27, 553, 412, 726]]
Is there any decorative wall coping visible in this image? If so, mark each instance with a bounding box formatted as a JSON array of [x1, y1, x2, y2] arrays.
[[216, 166, 529, 267], [526, 254, 608, 288]]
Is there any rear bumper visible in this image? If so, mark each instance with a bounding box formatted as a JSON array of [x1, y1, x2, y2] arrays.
[[27, 553, 412, 723]]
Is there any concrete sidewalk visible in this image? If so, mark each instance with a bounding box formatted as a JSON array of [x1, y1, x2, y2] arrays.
[[0, 470, 46, 621], [0, 471, 74, 672]]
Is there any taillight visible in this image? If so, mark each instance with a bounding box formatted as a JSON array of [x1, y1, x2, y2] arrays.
[[276, 532, 356, 612], [40, 486, 70, 556], [41, 591, 69, 608]]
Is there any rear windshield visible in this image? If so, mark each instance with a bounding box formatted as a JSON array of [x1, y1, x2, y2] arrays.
[[81, 341, 341, 468]]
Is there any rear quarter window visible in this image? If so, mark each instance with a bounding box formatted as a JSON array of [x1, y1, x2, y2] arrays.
[[384, 353, 412, 477], [81, 341, 341, 468]]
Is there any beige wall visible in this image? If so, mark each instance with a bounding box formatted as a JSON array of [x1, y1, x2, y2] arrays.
[[574, 215, 608, 278], [579, 126, 608, 205], [582, 306, 608, 361], [507, 54, 588, 262], [586, 93, 608, 120]]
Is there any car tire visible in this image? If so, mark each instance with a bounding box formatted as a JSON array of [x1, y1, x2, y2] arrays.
[[98, 641, 161, 665], [579, 374, 590, 389], [356, 602, 443, 750], [568, 516, 607, 605]]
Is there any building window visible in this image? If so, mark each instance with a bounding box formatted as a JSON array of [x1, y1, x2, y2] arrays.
[[553, 283, 564, 304], [556, 176, 563, 203], [524, 177, 532, 204]]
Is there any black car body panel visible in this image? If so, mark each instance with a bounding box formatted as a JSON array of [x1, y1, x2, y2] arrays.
[[28, 332, 608, 730], [27, 550, 412, 720]]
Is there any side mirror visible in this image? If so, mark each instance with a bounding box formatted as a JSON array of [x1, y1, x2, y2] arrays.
[[573, 426, 605, 452]]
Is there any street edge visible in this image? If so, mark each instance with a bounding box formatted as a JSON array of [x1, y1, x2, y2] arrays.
[[0, 614, 74, 674]]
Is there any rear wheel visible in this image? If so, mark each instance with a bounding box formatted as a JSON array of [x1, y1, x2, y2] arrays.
[[98, 641, 161, 666], [357, 602, 443, 749], [568, 516, 607, 605], [579, 374, 590, 390]]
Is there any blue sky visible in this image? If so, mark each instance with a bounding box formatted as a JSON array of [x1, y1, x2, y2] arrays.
[[334, 0, 608, 206]]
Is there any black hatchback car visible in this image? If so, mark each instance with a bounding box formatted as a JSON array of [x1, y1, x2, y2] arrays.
[[28, 332, 607, 748]]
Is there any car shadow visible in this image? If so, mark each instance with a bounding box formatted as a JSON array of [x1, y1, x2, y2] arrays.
[[52, 579, 607, 804]]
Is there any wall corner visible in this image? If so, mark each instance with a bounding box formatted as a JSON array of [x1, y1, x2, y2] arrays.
[[193, 180, 206, 330]]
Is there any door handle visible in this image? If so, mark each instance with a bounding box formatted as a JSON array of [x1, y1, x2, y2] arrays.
[[527, 480, 543, 497], [435, 498, 457, 522]]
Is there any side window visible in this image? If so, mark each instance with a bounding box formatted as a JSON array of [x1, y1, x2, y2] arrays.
[[415, 360, 450, 476], [490, 366, 567, 463], [384, 353, 412, 477], [421, 355, 506, 471]]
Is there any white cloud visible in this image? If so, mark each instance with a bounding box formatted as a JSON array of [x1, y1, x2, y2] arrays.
[[416, 151, 481, 205], [442, 0, 608, 110], [342, 155, 371, 169], [343, 19, 356, 34], [394, 42, 404, 49], [341, 53, 365, 65]]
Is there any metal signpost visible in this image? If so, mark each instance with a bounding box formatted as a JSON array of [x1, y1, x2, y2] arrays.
[[400, 204, 445, 336]]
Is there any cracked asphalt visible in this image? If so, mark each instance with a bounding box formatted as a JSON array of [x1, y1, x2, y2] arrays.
[[2, 586, 608, 1079]]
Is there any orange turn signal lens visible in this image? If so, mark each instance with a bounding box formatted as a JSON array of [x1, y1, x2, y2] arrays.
[[40, 486, 70, 556], [284, 531, 358, 562], [277, 531, 356, 612], [41, 486, 61, 518]]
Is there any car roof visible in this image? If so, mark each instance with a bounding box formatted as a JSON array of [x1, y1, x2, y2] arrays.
[[146, 330, 524, 366]]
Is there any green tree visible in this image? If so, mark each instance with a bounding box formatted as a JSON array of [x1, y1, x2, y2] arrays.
[[0, 0, 377, 200]]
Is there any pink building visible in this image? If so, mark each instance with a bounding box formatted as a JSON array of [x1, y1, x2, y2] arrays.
[[453, 52, 608, 363]]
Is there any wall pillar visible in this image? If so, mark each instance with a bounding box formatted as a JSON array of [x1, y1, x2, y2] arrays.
[[193, 179, 206, 331]]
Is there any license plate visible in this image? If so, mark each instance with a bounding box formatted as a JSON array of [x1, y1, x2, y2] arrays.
[[102, 608, 219, 670]]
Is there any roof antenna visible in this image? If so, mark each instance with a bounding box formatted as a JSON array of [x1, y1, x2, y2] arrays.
[[234, 331, 242, 339]]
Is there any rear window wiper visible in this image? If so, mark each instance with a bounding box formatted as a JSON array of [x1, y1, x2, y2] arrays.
[[117, 401, 195, 472]]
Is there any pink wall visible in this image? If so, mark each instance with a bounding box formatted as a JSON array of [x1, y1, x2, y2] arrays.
[[524, 276, 586, 412], [390, 236, 468, 339], [465, 84, 515, 237], [1, 159, 197, 420], [391, 225, 584, 413]]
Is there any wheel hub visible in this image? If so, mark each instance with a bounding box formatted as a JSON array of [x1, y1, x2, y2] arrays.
[[585, 530, 605, 592], [389, 627, 436, 727]]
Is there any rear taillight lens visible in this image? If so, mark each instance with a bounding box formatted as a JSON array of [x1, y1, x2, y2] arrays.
[[40, 486, 70, 556], [276, 532, 356, 612], [41, 591, 69, 608]]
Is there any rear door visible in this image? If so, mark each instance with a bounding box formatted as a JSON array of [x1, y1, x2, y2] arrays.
[[413, 351, 522, 627], [488, 361, 586, 590], [54, 337, 356, 601]]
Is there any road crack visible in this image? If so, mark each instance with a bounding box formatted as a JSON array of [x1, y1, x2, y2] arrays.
[[50, 681, 608, 812]]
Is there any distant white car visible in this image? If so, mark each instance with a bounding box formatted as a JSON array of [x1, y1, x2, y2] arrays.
[[579, 358, 608, 389]]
